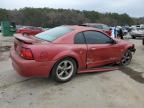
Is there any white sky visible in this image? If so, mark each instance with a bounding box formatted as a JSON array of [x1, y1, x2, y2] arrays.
[[0, 0, 144, 17]]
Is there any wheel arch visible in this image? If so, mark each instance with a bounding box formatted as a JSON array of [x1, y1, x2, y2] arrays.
[[127, 45, 135, 53], [48, 55, 79, 77], [119, 44, 135, 61]]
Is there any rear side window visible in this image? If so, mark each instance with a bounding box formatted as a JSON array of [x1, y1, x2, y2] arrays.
[[74, 32, 85, 44], [83, 31, 112, 44], [35, 26, 73, 41]]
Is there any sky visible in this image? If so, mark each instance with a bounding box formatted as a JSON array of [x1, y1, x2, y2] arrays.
[[0, 0, 144, 17]]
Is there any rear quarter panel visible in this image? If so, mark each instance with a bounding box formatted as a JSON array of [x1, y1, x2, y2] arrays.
[[28, 43, 87, 70]]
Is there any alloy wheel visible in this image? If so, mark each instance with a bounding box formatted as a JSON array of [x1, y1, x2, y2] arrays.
[[121, 50, 132, 66], [56, 60, 74, 81]]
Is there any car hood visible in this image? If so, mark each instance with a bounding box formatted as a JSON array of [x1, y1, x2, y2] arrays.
[[113, 38, 133, 46]]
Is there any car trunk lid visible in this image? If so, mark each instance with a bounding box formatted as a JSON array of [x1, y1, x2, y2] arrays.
[[15, 35, 45, 44], [14, 35, 50, 59]]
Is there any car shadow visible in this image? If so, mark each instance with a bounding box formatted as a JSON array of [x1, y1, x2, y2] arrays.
[[20, 65, 144, 90], [20, 70, 114, 89]]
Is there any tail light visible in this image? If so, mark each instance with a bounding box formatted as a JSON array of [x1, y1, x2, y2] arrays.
[[20, 47, 34, 60]]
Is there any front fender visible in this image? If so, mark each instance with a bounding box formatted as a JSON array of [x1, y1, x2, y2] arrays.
[[124, 44, 136, 53]]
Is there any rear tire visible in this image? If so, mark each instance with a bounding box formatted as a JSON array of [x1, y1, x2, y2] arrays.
[[51, 58, 77, 83]]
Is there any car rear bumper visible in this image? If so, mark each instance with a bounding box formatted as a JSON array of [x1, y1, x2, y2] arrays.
[[10, 47, 55, 77]]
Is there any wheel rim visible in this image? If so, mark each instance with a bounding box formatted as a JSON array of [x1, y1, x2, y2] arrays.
[[56, 60, 74, 80], [121, 51, 132, 65]]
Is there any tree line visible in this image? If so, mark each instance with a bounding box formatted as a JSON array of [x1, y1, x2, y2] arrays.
[[0, 7, 143, 27]]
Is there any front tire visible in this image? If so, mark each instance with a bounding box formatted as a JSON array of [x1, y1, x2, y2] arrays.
[[51, 58, 77, 83], [120, 50, 132, 66]]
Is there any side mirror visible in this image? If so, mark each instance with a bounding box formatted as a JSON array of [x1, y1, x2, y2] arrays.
[[111, 39, 117, 44]]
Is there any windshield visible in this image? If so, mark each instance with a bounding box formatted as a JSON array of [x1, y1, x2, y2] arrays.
[[94, 24, 110, 30], [95, 25, 103, 29], [102, 25, 110, 30], [35, 26, 73, 41]]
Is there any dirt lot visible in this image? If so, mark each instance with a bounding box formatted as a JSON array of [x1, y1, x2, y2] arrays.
[[0, 35, 144, 108]]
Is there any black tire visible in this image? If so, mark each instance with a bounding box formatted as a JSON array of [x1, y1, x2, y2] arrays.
[[131, 35, 136, 39], [51, 58, 77, 83], [142, 38, 144, 45], [120, 50, 132, 66]]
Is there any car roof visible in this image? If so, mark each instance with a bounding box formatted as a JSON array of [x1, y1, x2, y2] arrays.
[[82, 23, 108, 26], [65, 25, 98, 31], [50, 25, 109, 43]]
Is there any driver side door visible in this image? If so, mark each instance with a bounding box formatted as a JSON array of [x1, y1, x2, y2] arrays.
[[83, 31, 120, 68]]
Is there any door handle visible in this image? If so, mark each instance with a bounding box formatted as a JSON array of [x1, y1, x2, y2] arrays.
[[91, 47, 96, 50]]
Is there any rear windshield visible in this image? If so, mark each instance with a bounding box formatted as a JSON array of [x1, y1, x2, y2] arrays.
[[35, 26, 73, 41]]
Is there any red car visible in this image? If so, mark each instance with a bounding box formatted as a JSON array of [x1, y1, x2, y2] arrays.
[[10, 25, 135, 82], [17, 26, 44, 36], [82, 23, 112, 36]]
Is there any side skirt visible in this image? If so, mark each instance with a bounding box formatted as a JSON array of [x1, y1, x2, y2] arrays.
[[78, 66, 119, 73]]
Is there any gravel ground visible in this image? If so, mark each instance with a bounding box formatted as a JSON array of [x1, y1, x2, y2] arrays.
[[0, 33, 14, 48], [0, 35, 144, 108]]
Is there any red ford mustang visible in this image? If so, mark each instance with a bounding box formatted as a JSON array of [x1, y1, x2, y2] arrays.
[[10, 25, 136, 82]]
